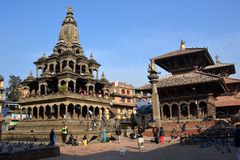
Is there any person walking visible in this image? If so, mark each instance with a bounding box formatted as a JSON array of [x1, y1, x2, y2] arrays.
[[137, 125, 144, 150], [49, 128, 56, 145], [234, 124, 240, 160], [115, 127, 122, 143], [160, 127, 165, 144], [152, 123, 159, 144], [62, 124, 68, 143]]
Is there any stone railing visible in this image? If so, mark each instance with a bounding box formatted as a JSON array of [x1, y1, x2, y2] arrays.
[[18, 92, 110, 104]]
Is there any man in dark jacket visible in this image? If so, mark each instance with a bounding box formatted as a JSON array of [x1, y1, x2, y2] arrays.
[[152, 123, 159, 144], [234, 124, 240, 160], [115, 127, 122, 143], [49, 128, 56, 145]]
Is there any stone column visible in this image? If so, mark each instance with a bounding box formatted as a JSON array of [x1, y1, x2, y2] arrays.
[[178, 106, 181, 119], [60, 61, 63, 72], [53, 63, 56, 73], [99, 109, 102, 120], [73, 62, 76, 73], [148, 60, 161, 127], [43, 107, 46, 120], [58, 106, 60, 119], [73, 82, 76, 93], [96, 70, 99, 79], [30, 108, 33, 120], [93, 108, 96, 119], [44, 84, 47, 95], [36, 107, 38, 120], [65, 105, 68, 119], [187, 104, 190, 119], [20, 109, 22, 120], [169, 106, 172, 119], [87, 107, 89, 119], [160, 107, 164, 120], [105, 109, 109, 120]]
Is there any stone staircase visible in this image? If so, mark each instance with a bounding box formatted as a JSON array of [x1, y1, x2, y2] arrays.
[[1, 118, 117, 142]]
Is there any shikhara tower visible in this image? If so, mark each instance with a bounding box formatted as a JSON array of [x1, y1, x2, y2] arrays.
[[3, 7, 112, 141]]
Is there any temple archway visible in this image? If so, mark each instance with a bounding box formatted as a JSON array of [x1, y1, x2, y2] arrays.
[[68, 81, 74, 92], [75, 104, 81, 119], [68, 104, 74, 119], [163, 105, 170, 119], [199, 101, 208, 117], [82, 106, 87, 119], [172, 104, 179, 118], [53, 104, 58, 119], [45, 105, 51, 119], [60, 103, 66, 119], [95, 107, 99, 117], [39, 106, 44, 119], [189, 102, 198, 117], [180, 103, 188, 118], [33, 107, 38, 119], [89, 106, 94, 119]]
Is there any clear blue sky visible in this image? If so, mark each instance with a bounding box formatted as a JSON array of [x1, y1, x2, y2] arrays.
[[0, 0, 240, 87]]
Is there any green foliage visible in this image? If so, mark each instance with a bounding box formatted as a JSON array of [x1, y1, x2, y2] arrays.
[[6, 75, 22, 102], [58, 85, 67, 93]]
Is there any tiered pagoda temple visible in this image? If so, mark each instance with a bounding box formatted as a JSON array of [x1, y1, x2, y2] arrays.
[[139, 40, 240, 121], [3, 7, 112, 141]]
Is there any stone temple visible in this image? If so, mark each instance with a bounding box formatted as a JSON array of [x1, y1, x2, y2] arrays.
[[2, 7, 113, 141]]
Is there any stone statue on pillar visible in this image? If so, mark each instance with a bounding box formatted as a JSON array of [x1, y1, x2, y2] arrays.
[[148, 59, 162, 128]]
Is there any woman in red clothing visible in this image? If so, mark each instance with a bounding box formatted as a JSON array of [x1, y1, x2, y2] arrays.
[[159, 127, 165, 144]]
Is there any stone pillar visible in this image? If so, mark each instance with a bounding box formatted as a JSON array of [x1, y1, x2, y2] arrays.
[[196, 104, 200, 119], [44, 85, 47, 95], [178, 106, 181, 119], [87, 107, 89, 119], [53, 63, 56, 73], [187, 104, 190, 119], [99, 109, 102, 120], [30, 108, 33, 120], [93, 108, 96, 119], [105, 109, 109, 120], [43, 107, 46, 120], [96, 70, 99, 79], [73, 62, 76, 73], [148, 60, 161, 127], [80, 65, 82, 75], [169, 106, 172, 119], [20, 109, 22, 120], [60, 62, 62, 72], [65, 105, 68, 119], [36, 108, 38, 120], [160, 107, 164, 120], [73, 83, 76, 93], [58, 106, 60, 119]]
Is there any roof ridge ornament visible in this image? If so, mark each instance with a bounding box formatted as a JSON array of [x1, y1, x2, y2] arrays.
[[215, 55, 221, 64], [180, 39, 186, 51]]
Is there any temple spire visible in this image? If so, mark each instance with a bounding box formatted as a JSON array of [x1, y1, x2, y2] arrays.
[[58, 6, 80, 46], [180, 39, 186, 51]]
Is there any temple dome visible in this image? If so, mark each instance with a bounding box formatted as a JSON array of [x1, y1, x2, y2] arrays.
[[58, 7, 80, 46]]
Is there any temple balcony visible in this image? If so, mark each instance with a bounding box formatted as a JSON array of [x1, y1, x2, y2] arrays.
[[18, 91, 110, 104]]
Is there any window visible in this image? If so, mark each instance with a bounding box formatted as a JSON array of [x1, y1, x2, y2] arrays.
[[127, 90, 130, 95], [127, 98, 131, 103], [121, 89, 125, 94], [121, 97, 125, 103]]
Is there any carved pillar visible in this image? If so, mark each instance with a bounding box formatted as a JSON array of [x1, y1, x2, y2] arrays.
[[60, 61, 63, 72], [36, 107, 38, 120], [178, 105, 181, 119], [65, 105, 68, 119], [20, 109, 22, 120], [73, 82, 76, 93], [93, 107, 95, 119], [44, 84, 47, 95], [160, 107, 164, 120], [80, 65, 82, 75], [30, 108, 33, 120], [53, 63, 56, 73], [169, 106, 172, 119], [43, 107, 46, 120], [99, 109, 102, 120], [87, 107, 89, 119], [73, 62, 76, 73], [187, 104, 190, 119]]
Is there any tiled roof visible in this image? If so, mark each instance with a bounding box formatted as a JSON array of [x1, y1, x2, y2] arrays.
[[204, 63, 234, 70], [224, 77, 240, 84], [139, 71, 222, 90], [215, 94, 240, 107], [152, 48, 206, 60]]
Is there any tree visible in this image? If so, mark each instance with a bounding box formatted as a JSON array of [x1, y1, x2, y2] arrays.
[[6, 75, 22, 102]]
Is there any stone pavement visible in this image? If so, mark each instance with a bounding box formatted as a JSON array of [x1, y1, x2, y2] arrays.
[[42, 137, 236, 160]]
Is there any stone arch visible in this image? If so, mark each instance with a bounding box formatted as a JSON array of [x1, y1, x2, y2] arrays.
[[199, 101, 208, 117], [56, 62, 60, 73], [33, 106, 38, 119], [75, 104, 81, 119], [60, 103, 66, 119], [60, 80, 66, 86], [89, 106, 94, 119], [89, 85, 94, 96], [62, 60, 67, 70], [39, 106, 44, 119], [163, 104, 170, 119], [189, 102, 198, 117], [82, 105, 88, 119], [37, 67, 43, 76], [171, 103, 179, 118], [45, 105, 51, 119], [76, 64, 80, 74], [180, 103, 188, 118], [93, 69, 98, 79], [52, 104, 58, 119], [49, 64, 54, 73], [82, 65, 86, 74], [69, 60, 74, 71], [68, 103, 74, 119], [27, 107, 32, 120], [40, 84, 45, 95], [22, 107, 26, 120], [95, 107, 99, 117], [68, 80, 74, 92]]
